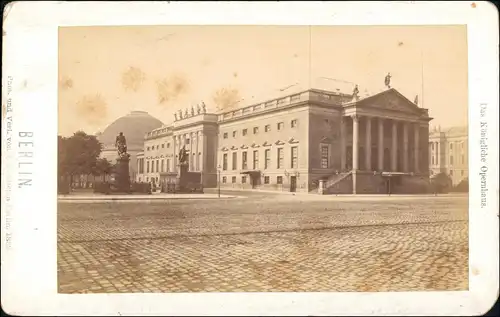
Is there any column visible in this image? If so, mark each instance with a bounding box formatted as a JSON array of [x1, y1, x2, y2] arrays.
[[173, 135, 177, 172], [365, 117, 372, 171], [414, 124, 420, 173], [378, 118, 384, 171], [189, 132, 194, 171], [352, 115, 359, 195], [340, 116, 346, 171], [391, 120, 398, 171], [403, 123, 409, 172], [352, 115, 359, 171], [199, 131, 205, 172]]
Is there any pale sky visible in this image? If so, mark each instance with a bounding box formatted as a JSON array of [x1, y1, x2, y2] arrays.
[[58, 25, 468, 136]]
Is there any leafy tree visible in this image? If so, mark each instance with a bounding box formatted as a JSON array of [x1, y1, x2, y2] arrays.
[[430, 172, 452, 193], [58, 131, 103, 188], [92, 158, 114, 181], [453, 177, 469, 192]]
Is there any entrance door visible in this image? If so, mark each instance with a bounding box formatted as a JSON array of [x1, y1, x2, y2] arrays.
[[290, 176, 297, 192], [250, 174, 257, 189]]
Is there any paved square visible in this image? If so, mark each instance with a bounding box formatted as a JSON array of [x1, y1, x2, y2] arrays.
[[58, 193, 468, 293]]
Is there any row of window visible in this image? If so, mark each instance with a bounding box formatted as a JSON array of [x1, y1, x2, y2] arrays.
[[430, 154, 466, 166], [222, 175, 283, 184], [222, 147, 299, 170], [223, 119, 298, 139], [430, 141, 466, 151], [141, 155, 201, 173]]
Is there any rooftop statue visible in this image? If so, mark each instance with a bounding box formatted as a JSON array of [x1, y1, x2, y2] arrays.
[[384, 72, 392, 89], [196, 103, 201, 114]]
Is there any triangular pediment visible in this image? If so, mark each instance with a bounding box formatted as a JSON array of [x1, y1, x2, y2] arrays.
[[320, 136, 332, 144], [240, 144, 248, 149], [262, 141, 272, 147], [354, 88, 422, 115], [275, 140, 285, 146], [251, 143, 260, 148], [221, 147, 229, 152], [288, 137, 299, 144], [230, 145, 238, 150]]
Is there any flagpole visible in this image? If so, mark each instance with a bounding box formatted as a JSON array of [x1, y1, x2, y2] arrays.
[[420, 50, 424, 108], [308, 25, 312, 89]]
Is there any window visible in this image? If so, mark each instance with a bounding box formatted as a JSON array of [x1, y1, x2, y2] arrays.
[[321, 145, 329, 168], [277, 176, 283, 184], [277, 148, 284, 169], [156, 160, 159, 172], [167, 143, 170, 148], [431, 143, 434, 150], [253, 127, 259, 134], [147, 146, 150, 151], [291, 146, 298, 168], [242, 151, 248, 170], [233, 131, 237, 138], [223, 133, 228, 139], [232, 152, 237, 170], [291, 119, 298, 128], [242, 176, 247, 183], [162, 144, 165, 148], [450, 143, 453, 150], [222, 176, 227, 183], [277, 122, 284, 131], [431, 156, 435, 165], [186, 139, 190, 145], [223, 153, 228, 171], [146, 177, 149, 182], [253, 150, 259, 169], [156, 145, 159, 150], [161, 159, 164, 172], [462, 155, 465, 164], [167, 159, 171, 172], [264, 176, 270, 184], [232, 176, 236, 183], [450, 170, 454, 176], [450, 155, 454, 165], [242, 129, 248, 136], [146, 161, 150, 173], [152, 160, 155, 173], [265, 149, 271, 169], [265, 125, 271, 132]]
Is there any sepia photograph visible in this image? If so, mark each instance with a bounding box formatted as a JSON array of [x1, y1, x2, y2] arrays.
[[57, 24, 470, 294]]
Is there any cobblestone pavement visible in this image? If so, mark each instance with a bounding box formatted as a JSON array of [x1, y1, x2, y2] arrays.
[[58, 195, 469, 293]]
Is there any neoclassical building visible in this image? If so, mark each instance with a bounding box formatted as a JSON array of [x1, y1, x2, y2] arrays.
[[135, 86, 433, 194], [429, 126, 468, 186]]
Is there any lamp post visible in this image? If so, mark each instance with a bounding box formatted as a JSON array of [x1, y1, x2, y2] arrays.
[[217, 164, 221, 198]]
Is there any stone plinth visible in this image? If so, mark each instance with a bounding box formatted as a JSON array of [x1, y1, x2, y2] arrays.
[[113, 155, 131, 193]]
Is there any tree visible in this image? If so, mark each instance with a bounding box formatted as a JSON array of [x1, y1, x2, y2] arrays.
[[454, 177, 469, 192], [92, 158, 114, 181], [430, 172, 452, 194], [58, 131, 103, 189]]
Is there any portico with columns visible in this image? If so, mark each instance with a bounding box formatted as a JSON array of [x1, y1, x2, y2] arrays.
[[339, 88, 432, 194]]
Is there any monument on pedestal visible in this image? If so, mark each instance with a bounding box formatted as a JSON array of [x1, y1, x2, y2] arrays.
[[177, 145, 190, 191], [112, 132, 131, 193]]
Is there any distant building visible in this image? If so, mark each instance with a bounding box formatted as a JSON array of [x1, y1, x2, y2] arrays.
[[97, 111, 163, 180], [136, 86, 433, 194], [429, 126, 468, 186]]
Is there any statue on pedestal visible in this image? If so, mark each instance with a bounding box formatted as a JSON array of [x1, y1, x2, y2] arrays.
[[191, 105, 195, 116], [178, 109, 183, 119], [201, 101, 207, 114], [115, 132, 128, 158], [174, 113, 178, 121], [184, 108, 188, 118], [196, 103, 201, 114], [178, 145, 188, 165]]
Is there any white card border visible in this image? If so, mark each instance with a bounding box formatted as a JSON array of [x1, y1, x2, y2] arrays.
[[1, 1, 498, 316]]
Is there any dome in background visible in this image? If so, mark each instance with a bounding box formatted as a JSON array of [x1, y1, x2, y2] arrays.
[[98, 111, 163, 150]]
